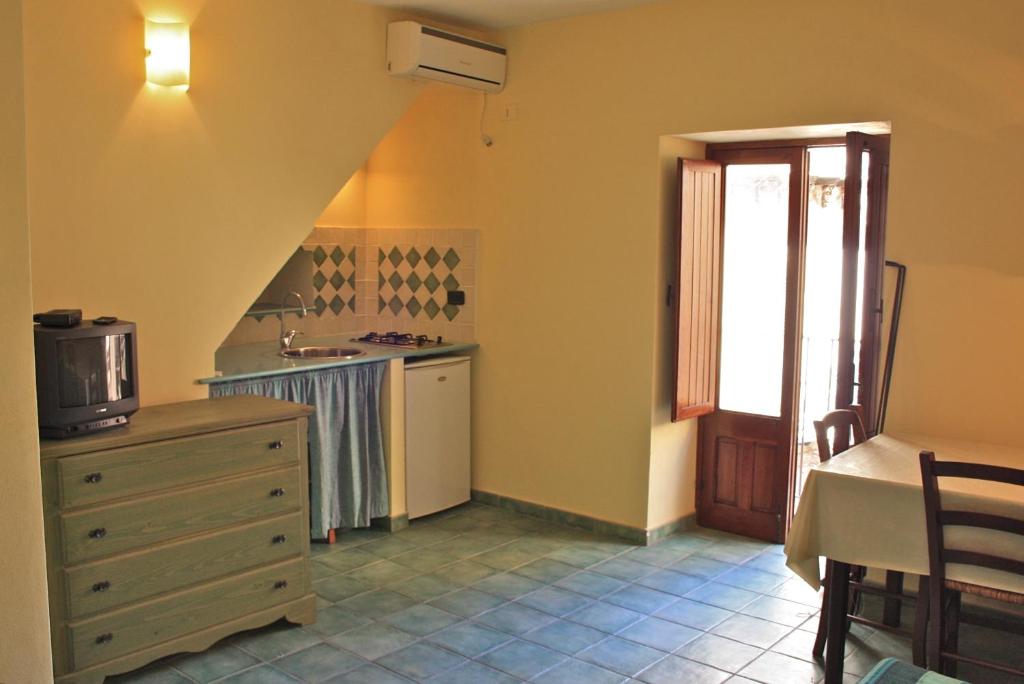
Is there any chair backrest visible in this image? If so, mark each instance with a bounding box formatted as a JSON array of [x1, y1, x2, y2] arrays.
[[812, 405, 867, 462], [919, 450, 1024, 588]]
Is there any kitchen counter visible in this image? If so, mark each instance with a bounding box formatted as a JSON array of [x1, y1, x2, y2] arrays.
[[198, 334, 478, 385]]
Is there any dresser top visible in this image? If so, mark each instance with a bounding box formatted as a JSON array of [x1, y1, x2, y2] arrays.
[[40, 395, 313, 460]]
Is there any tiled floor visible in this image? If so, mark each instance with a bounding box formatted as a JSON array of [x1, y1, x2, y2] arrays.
[[110, 503, 1022, 684]]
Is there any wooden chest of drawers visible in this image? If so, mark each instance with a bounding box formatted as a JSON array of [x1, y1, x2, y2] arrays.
[[40, 396, 317, 684]]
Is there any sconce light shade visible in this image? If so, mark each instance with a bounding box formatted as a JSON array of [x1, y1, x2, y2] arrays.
[[145, 20, 189, 88]]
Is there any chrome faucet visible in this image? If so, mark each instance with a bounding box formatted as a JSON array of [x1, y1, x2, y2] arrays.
[[279, 291, 308, 353]]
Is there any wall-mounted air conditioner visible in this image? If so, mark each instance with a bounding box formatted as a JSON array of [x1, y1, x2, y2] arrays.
[[387, 21, 506, 93]]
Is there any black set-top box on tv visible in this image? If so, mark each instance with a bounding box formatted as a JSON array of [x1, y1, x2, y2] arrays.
[[33, 311, 139, 439]]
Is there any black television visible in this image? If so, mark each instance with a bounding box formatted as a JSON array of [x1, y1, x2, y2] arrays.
[[34, 320, 139, 439]]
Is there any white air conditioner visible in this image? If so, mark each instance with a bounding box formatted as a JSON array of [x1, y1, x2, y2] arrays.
[[387, 21, 506, 93]]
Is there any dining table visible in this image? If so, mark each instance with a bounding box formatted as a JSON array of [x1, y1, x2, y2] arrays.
[[784, 432, 1024, 683]]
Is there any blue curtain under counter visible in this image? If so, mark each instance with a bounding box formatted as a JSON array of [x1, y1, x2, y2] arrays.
[[210, 362, 389, 538]]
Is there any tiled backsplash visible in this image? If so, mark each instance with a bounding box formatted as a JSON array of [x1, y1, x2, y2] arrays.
[[220, 227, 478, 348], [309, 244, 358, 316]]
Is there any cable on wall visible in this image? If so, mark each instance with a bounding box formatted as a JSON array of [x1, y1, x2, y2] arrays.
[[480, 93, 493, 147]]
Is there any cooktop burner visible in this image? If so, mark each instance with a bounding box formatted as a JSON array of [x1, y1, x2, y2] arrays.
[[355, 331, 449, 348]]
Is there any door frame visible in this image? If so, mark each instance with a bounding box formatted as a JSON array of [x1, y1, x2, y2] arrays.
[[692, 135, 890, 541]]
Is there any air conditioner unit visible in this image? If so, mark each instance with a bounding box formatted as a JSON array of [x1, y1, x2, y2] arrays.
[[387, 21, 506, 93]]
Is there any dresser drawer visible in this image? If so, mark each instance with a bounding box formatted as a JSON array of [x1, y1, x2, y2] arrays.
[[58, 421, 300, 508], [65, 512, 304, 619], [69, 558, 307, 670], [62, 467, 301, 565]]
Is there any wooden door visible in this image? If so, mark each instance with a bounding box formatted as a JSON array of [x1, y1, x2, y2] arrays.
[[836, 133, 890, 436], [695, 147, 806, 543]]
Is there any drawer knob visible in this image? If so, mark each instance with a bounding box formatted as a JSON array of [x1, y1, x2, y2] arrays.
[[95, 633, 114, 645], [92, 580, 111, 593], [84, 472, 103, 484], [269, 440, 284, 450], [273, 580, 288, 590], [270, 488, 285, 497], [88, 528, 107, 539], [272, 534, 287, 544]]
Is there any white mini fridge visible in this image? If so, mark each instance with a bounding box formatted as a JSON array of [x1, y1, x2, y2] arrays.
[[404, 356, 471, 519]]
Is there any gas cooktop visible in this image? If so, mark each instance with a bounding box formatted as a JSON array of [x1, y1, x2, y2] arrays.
[[354, 332, 450, 348]]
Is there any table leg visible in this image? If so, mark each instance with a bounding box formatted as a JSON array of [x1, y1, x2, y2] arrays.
[[825, 560, 850, 684], [883, 570, 904, 627]]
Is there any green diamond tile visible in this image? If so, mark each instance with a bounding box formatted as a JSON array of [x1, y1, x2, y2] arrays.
[[378, 296, 386, 314], [406, 247, 421, 268], [330, 246, 344, 266], [424, 247, 441, 268], [424, 299, 441, 320], [347, 295, 357, 312], [347, 247, 357, 264], [407, 297, 422, 318], [388, 295, 404, 315], [406, 273, 422, 292], [313, 246, 327, 267], [378, 248, 385, 265], [388, 272, 403, 291], [313, 271, 328, 291], [378, 272, 386, 289], [388, 246, 404, 267], [443, 274, 460, 291], [347, 273, 356, 288], [443, 248, 461, 270], [314, 295, 327, 317], [443, 304, 460, 321], [330, 271, 344, 290], [329, 295, 344, 315], [424, 273, 440, 294]]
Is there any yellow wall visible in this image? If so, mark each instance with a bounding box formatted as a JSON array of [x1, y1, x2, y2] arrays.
[[470, 0, 1024, 528], [0, 1, 53, 680], [317, 166, 368, 227], [23, 0, 425, 405], [316, 84, 488, 230], [364, 85, 489, 229], [16, 0, 1024, 550]]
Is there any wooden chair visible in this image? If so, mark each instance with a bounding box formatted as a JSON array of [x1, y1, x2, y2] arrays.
[[917, 450, 1024, 678], [812, 405, 909, 658]]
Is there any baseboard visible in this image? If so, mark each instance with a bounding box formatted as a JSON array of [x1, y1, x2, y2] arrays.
[[471, 489, 695, 546], [372, 513, 410, 533], [646, 513, 698, 544]]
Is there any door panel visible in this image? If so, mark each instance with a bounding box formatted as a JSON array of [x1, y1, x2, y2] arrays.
[[751, 444, 777, 513], [673, 159, 723, 421], [697, 147, 805, 543], [713, 438, 740, 506]]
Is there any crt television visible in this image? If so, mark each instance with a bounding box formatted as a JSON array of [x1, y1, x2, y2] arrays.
[[34, 320, 139, 439]]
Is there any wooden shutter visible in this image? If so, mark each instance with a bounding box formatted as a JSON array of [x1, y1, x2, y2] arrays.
[[673, 158, 723, 422]]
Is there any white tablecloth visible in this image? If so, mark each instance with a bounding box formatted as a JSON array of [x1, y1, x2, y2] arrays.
[[785, 433, 1024, 595]]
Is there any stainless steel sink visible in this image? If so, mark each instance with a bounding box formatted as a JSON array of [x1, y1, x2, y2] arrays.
[[280, 346, 366, 359]]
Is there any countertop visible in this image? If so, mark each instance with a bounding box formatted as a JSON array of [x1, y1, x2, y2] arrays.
[[198, 334, 478, 385]]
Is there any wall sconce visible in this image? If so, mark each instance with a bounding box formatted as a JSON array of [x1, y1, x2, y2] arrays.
[[145, 19, 189, 89]]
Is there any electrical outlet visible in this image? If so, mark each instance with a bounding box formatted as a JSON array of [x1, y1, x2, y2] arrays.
[[447, 290, 466, 306]]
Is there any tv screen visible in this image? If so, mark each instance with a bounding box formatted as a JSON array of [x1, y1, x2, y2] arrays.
[[56, 334, 135, 408]]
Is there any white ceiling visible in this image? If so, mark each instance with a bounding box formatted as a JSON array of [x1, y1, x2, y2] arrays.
[[360, 0, 663, 29]]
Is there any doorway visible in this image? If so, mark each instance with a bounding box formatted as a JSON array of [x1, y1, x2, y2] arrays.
[[674, 131, 890, 543]]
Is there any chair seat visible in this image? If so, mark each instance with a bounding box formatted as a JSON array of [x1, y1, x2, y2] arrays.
[[858, 657, 967, 684], [945, 579, 1024, 606]]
